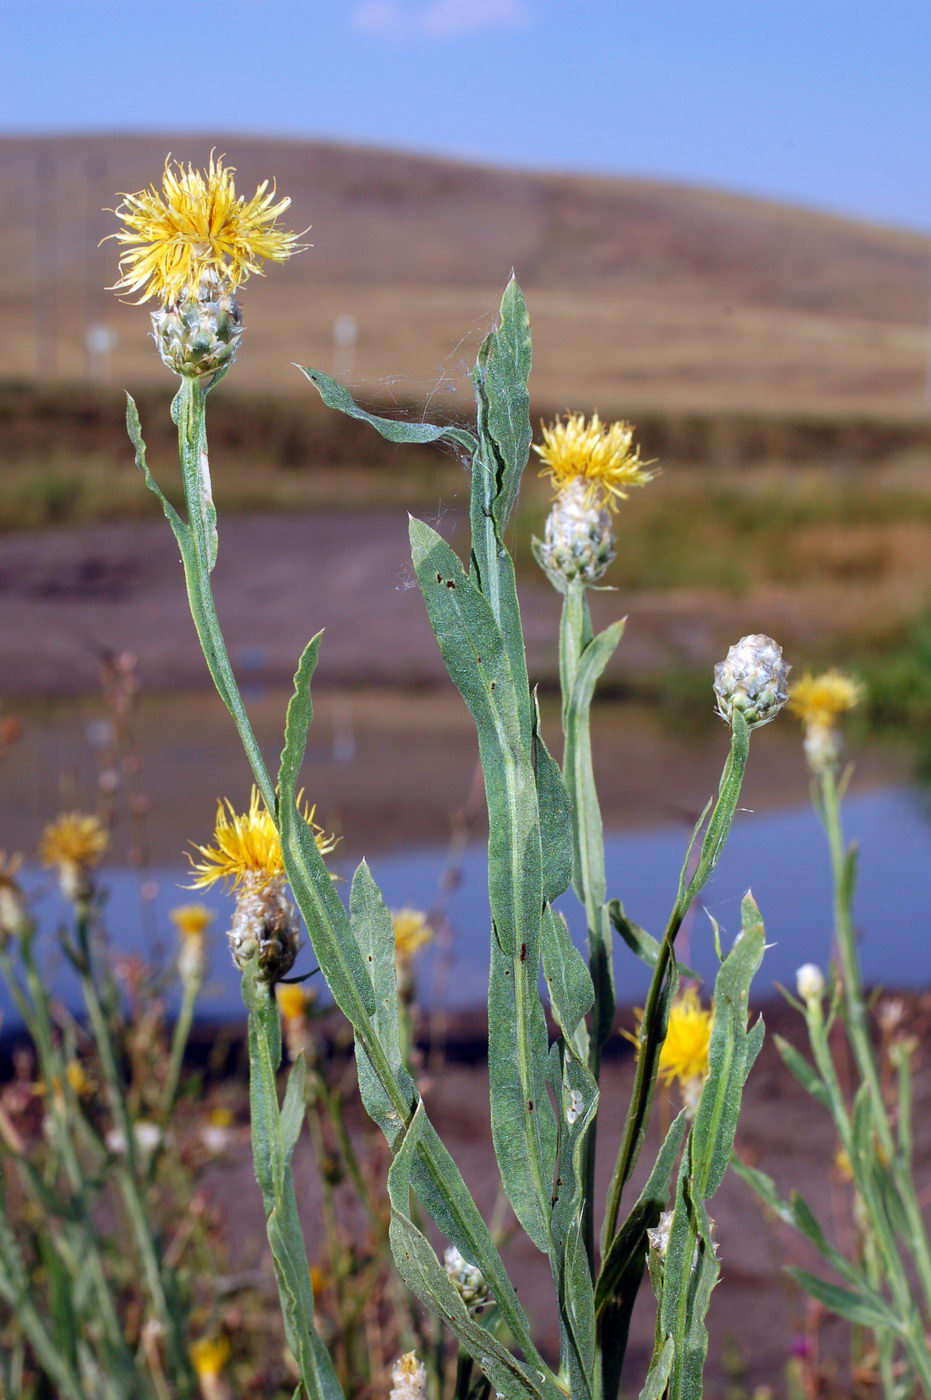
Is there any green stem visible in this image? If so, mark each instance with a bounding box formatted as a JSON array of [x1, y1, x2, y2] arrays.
[[819, 768, 931, 1320], [74, 916, 196, 1398], [162, 977, 198, 1122], [242, 969, 344, 1400], [558, 581, 613, 1275], [601, 719, 750, 1251], [172, 378, 276, 813]]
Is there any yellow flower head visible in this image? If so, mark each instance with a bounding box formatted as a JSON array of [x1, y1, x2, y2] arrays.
[[788, 670, 864, 730], [170, 903, 215, 940], [534, 412, 655, 511], [627, 987, 713, 1090], [277, 982, 308, 1022], [39, 813, 108, 872], [109, 154, 308, 304], [392, 908, 433, 964], [190, 1334, 231, 1379], [187, 787, 338, 892], [66, 1059, 95, 1098]]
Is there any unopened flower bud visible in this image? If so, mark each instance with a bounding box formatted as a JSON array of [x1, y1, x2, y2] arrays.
[[228, 873, 300, 981], [714, 634, 790, 730], [444, 1246, 490, 1307], [796, 963, 825, 1003], [536, 477, 616, 587], [647, 1208, 674, 1260], [152, 270, 243, 379]]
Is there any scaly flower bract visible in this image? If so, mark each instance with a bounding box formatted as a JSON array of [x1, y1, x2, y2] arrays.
[[626, 987, 713, 1090], [109, 154, 308, 304], [788, 670, 864, 730], [39, 814, 108, 873], [534, 412, 655, 511], [187, 787, 337, 892]]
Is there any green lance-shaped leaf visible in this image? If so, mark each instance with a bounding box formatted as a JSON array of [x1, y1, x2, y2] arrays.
[[532, 697, 574, 906], [469, 277, 535, 735], [690, 892, 766, 1200], [638, 1334, 676, 1400], [772, 1034, 833, 1110], [278, 635, 550, 1374], [410, 517, 557, 1254], [654, 1160, 720, 1400], [297, 366, 479, 454], [241, 965, 344, 1400], [126, 393, 187, 545], [540, 912, 598, 1399], [608, 902, 700, 982], [563, 616, 625, 1049], [596, 1113, 689, 1400], [787, 1270, 904, 1333], [387, 1103, 567, 1400]]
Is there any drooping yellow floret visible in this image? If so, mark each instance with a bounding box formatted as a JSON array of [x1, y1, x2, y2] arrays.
[[39, 813, 108, 872], [187, 787, 337, 892], [190, 1334, 231, 1378], [109, 154, 308, 304], [391, 908, 433, 964], [788, 670, 864, 729], [534, 412, 655, 510], [169, 903, 215, 940], [627, 986, 713, 1089], [276, 983, 308, 1021]]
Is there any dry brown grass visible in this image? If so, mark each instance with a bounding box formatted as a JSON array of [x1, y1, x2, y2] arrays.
[[3, 133, 931, 417]]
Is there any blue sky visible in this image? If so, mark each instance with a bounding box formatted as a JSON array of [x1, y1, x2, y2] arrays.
[[5, 0, 931, 230]]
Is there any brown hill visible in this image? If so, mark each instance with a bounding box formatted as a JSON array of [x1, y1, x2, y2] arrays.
[[2, 132, 930, 415]]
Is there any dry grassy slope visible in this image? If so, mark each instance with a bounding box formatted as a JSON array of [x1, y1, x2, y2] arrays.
[[2, 132, 930, 415]]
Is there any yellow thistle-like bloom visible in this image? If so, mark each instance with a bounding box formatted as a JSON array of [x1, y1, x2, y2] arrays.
[[789, 669, 863, 772], [788, 670, 864, 730], [534, 412, 655, 511], [187, 787, 337, 892], [276, 982, 308, 1022], [392, 908, 433, 964], [109, 154, 307, 304], [190, 1334, 231, 1379], [627, 987, 713, 1091], [39, 813, 108, 872], [170, 903, 215, 939]]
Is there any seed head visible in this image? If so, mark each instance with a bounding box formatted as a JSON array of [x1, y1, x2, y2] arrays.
[[714, 634, 790, 730], [0, 852, 26, 946]]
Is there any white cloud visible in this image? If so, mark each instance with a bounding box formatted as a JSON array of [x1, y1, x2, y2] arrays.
[[352, 0, 531, 40]]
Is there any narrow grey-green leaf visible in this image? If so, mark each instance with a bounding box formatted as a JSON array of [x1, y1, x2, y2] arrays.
[[532, 703, 573, 905], [298, 366, 477, 454], [471, 275, 532, 535], [772, 1034, 832, 1108], [639, 1335, 675, 1400], [387, 1104, 564, 1400], [279, 1054, 307, 1164], [541, 905, 594, 1047], [690, 891, 766, 1199], [609, 902, 700, 981], [788, 1269, 902, 1332], [125, 393, 186, 542]]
